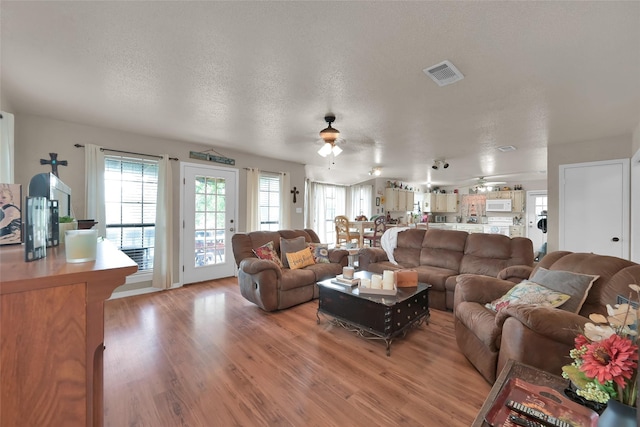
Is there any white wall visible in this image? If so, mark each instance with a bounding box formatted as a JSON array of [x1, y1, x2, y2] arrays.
[[13, 113, 307, 291]]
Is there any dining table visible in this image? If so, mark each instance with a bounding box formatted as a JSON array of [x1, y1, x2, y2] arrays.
[[347, 220, 374, 247]]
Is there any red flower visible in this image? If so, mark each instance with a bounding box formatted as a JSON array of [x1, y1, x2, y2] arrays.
[[580, 334, 638, 388], [575, 334, 590, 349]]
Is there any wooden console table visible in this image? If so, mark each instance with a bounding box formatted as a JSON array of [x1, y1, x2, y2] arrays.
[[472, 360, 570, 426], [0, 241, 137, 427]]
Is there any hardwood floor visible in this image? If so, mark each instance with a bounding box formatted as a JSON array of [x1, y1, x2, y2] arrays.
[[103, 278, 491, 426]]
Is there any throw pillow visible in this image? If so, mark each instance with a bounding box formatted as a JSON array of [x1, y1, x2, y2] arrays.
[[280, 236, 308, 268], [252, 241, 284, 268], [308, 243, 330, 264], [485, 280, 571, 312], [286, 247, 316, 270], [530, 267, 599, 314]]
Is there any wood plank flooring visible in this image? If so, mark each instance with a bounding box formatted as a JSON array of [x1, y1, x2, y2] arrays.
[[103, 278, 491, 426]]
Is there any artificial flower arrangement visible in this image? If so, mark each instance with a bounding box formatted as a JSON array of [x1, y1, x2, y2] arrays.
[[562, 284, 639, 407]]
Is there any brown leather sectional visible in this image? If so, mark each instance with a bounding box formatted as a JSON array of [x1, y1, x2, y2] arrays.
[[232, 229, 349, 311], [454, 251, 640, 383], [358, 228, 535, 311]]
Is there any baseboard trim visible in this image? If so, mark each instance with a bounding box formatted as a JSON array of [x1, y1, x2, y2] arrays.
[[109, 282, 182, 300]]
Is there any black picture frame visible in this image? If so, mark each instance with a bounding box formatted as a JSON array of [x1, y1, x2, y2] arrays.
[[376, 197, 381, 206], [24, 196, 48, 261], [0, 183, 23, 245]]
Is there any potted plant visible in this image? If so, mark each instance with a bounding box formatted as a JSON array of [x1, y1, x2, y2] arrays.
[[59, 216, 77, 244]]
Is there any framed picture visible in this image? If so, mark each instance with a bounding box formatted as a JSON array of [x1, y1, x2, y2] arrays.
[[24, 196, 48, 262], [376, 197, 381, 206], [0, 183, 22, 245]]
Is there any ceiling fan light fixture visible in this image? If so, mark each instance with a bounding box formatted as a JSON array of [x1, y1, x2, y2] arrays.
[[369, 167, 382, 176], [319, 114, 340, 143], [331, 144, 342, 157], [318, 142, 333, 157]]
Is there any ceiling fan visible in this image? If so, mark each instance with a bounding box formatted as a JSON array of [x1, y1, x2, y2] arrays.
[[474, 176, 507, 192], [317, 114, 344, 157]]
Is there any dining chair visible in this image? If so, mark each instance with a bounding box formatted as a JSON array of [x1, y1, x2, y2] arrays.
[[363, 216, 386, 247], [334, 215, 360, 246]]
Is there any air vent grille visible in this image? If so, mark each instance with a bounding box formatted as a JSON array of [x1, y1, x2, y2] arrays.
[[423, 60, 464, 86]]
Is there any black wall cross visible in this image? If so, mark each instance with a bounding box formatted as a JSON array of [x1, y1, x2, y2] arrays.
[[291, 187, 300, 204], [40, 153, 68, 177]]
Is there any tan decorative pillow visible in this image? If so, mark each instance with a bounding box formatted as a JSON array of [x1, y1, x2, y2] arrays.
[[280, 236, 308, 268], [486, 280, 571, 312], [286, 247, 316, 270], [252, 241, 283, 268]]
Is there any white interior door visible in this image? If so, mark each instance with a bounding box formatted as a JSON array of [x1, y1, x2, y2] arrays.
[[559, 159, 629, 258], [181, 163, 237, 284], [526, 191, 548, 257]]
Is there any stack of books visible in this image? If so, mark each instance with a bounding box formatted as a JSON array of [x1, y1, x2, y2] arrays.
[[332, 275, 360, 287]]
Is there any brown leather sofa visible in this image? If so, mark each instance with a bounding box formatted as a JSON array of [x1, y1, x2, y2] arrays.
[[232, 229, 349, 311], [454, 251, 640, 383], [358, 228, 534, 311]]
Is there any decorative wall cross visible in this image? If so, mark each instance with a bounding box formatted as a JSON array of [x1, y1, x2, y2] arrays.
[[291, 187, 300, 203], [40, 153, 68, 177]]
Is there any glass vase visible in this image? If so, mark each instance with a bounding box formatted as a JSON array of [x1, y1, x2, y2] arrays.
[[597, 399, 637, 427]]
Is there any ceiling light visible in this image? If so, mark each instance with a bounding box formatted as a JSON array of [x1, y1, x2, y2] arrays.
[[497, 145, 517, 152], [317, 114, 343, 158], [432, 159, 450, 170], [369, 167, 382, 176]]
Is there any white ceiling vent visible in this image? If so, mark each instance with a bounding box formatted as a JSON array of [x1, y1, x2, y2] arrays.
[[423, 60, 464, 87]]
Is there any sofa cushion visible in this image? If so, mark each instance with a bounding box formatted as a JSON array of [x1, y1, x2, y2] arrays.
[[280, 236, 308, 268], [308, 243, 330, 264], [286, 247, 316, 270], [413, 265, 458, 292], [529, 267, 599, 314], [485, 280, 571, 312], [279, 268, 316, 291], [252, 241, 284, 268], [419, 229, 467, 271]]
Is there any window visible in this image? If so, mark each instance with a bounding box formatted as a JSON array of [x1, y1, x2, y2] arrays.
[[259, 173, 280, 231], [104, 155, 158, 271]]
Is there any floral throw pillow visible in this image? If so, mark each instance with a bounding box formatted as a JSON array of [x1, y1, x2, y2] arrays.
[[252, 241, 284, 268], [308, 243, 330, 264], [485, 280, 571, 312], [286, 247, 316, 270]]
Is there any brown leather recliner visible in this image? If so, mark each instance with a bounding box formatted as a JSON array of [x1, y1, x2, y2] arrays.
[[232, 229, 348, 311], [454, 251, 640, 383]]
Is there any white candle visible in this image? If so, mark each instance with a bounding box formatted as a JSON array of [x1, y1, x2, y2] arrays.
[[65, 230, 98, 263], [371, 274, 383, 289], [360, 278, 371, 288], [343, 266, 354, 279], [382, 270, 395, 290]]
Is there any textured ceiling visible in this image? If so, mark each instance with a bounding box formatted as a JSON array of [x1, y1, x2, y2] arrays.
[[2, 1, 639, 186]]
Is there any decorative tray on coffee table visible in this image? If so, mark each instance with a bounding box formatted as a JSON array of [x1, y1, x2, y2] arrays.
[[356, 286, 398, 296], [485, 378, 598, 427], [331, 275, 360, 287]]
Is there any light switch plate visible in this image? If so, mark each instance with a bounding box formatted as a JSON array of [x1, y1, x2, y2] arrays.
[[296, 207, 302, 214]]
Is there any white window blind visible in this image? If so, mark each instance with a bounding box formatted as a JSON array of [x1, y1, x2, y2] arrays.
[[259, 174, 281, 231], [104, 155, 158, 271]]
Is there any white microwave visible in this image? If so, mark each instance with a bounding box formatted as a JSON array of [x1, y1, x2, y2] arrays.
[[486, 199, 512, 212]]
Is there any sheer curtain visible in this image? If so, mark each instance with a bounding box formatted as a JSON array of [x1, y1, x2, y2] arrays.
[[349, 184, 373, 219], [246, 168, 260, 232], [308, 181, 346, 244], [84, 144, 106, 237], [0, 112, 15, 183], [152, 155, 174, 289], [279, 172, 291, 229]]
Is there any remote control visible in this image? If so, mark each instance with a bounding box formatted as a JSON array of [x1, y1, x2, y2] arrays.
[[508, 414, 545, 427], [506, 400, 571, 427]]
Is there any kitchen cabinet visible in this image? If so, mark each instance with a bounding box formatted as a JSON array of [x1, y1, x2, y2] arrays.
[[509, 225, 525, 237], [426, 193, 458, 213], [485, 190, 525, 212], [384, 188, 414, 212]]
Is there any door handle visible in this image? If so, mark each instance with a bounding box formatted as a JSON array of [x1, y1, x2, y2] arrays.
[[612, 237, 620, 242]]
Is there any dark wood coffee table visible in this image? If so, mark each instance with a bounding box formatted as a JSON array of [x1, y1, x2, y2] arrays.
[[316, 271, 430, 356]]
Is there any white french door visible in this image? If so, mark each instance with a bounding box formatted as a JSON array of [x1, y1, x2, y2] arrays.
[[526, 191, 548, 258], [181, 163, 238, 284]]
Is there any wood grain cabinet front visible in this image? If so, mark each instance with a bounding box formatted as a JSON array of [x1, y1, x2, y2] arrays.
[[0, 242, 137, 427]]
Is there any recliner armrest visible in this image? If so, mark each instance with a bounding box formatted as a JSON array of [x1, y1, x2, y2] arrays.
[[496, 305, 588, 346], [239, 258, 283, 278], [328, 248, 349, 265], [497, 265, 534, 283], [454, 274, 516, 311], [358, 247, 387, 270]]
